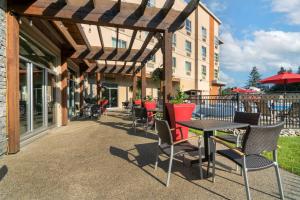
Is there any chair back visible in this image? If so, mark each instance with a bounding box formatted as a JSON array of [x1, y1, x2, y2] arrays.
[[133, 107, 147, 119], [155, 119, 173, 145], [242, 122, 284, 155], [233, 111, 260, 125]]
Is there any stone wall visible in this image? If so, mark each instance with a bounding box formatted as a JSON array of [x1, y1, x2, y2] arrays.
[[0, 1, 7, 154]]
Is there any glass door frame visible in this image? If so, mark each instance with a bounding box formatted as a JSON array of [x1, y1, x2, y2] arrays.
[[20, 56, 57, 140]]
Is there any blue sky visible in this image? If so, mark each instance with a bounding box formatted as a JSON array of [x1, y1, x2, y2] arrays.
[[201, 0, 300, 87]]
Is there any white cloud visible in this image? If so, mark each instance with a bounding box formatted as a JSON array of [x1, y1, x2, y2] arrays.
[[202, 0, 227, 13], [271, 0, 300, 25], [220, 30, 300, 74], [219, 70, 235, 85]]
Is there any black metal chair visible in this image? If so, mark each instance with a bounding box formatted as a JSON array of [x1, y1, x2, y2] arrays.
[[216, 112, 260, 146], [132, 107, 148, 133], [154, 119, 204, 186], [211, 122, 285, 200]]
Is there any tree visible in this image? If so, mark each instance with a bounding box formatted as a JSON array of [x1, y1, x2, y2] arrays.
[[247, 66, 261, 88], [278, 67, 286, 74], [297, 66, 300, 74], [287, 68, 293, 73]]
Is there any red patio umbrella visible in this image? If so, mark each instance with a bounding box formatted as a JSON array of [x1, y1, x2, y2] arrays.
[[232, 88, 256, 94], [260, 72, 300, 91]]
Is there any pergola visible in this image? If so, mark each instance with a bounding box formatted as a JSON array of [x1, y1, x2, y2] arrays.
[[6, 0, 199, 153]]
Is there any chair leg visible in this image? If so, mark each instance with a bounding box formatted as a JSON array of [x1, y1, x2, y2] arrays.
[[166, 146, 174, 187], [274, 164, 285, 199], [212, 141, 216, 182], [154, 146, 160, 171], [242, 157, 251, 200], [198, 144, 203, 179]]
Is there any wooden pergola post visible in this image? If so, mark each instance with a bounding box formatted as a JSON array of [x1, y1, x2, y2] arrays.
[[141, 66, 146, 100], [6, 12, 20, 154], [163, 30, 173, 119], [79, 70, 84, 109], [61, 54, 68, 126], [96, 72, 101, 104], [132, 73, 137, 101]]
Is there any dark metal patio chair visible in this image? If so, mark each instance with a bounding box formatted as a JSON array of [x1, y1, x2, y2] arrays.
[[132, 107, 148, 133], [154, 119, 204, 186], [211, 122, 285, 200], [216, 112, 260, 146]]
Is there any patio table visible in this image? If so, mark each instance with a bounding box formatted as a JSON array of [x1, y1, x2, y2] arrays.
[[176, 119, 249, 163]]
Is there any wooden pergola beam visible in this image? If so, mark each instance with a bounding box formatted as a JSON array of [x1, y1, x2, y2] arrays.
[[169, 0, 199, 32], [71, 46, 152, 62], [8, 0, 198, 32]]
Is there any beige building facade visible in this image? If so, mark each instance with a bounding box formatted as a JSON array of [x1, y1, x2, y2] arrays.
[[81, 0, 223, 108]]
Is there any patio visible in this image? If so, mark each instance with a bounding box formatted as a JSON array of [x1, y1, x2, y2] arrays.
[[0, 111, 299, 199]]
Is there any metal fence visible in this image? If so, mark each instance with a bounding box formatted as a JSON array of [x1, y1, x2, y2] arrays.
[[188, 93, 300, 129]]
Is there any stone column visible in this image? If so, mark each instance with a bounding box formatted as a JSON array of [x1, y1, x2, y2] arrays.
[[0, 1, 7, 154]]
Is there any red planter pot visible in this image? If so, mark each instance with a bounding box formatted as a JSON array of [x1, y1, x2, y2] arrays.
[[166, 103, 196, 142], [144, 101, 157, 122], [134, 99, 142, 106]]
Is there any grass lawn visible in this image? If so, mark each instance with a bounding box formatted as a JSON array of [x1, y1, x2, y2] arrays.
[[190, 129, 300, 176]]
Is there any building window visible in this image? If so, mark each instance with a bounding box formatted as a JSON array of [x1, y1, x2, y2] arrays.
[[112, 37, 127, 48], [214, 53, 219, 63], [185, 19, 192, 33], [214, 36, 219, 48], [172, 57, 176, 73], [185, 40, 192, 54], [185, 61, 191, 76], [147, 0, 155, 7], [202, 46, 207, 60], [150, 54, 156, 63], [214, 69, 219, 79], [202, 26, 207, 41], [202, 65, 207, 78], [172, 33, 176, 47]]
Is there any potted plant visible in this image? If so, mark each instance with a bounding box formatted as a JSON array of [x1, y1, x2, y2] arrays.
[[166, 89, 196, 142], [129, 79, 142, 106], [143, 96, 157, 122]]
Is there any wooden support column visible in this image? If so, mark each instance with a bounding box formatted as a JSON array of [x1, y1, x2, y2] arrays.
[[132, 71, 137, 101], [61, 55, 68, 126], [141, 66, 146, 100], [79, 70, 84, 109], [96, 72, 101, 104], [6, 13, 20, 154], [163, 30, 173, 119]]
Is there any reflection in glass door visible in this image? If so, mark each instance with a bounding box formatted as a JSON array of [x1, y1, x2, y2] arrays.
[[102, 83, 118, 108], [32, 65, 45, 130], [68, 79, 75, 118], [19, 59, 29, 135], [47, 73, 56, 126]]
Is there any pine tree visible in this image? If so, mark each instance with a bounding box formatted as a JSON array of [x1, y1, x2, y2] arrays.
[[297, 66, 300, 74], [247, 66, 261, 88], [278, 67, 286, 74]]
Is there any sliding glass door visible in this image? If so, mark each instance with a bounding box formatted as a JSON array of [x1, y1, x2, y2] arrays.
[[19, 57, 57, 138]]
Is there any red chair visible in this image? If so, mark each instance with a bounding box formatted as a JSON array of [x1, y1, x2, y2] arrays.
[[100, 99, 109, 116]]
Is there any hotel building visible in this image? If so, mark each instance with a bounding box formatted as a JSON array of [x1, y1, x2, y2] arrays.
[[0, 0, 223, 154]]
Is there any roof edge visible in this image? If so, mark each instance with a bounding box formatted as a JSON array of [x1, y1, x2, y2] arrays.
[[198, 1, 222, 24]]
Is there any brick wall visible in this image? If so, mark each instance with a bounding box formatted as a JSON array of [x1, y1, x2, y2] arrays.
[[0, 1, 7, 154]]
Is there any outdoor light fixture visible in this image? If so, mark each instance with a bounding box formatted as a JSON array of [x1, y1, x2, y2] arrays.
[[89, 25, 92, 33], [29, 19, 33, 26], [18, 18, 22, 25]]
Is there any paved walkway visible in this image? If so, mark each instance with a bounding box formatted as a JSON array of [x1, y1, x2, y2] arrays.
[[0, 111, 299, 200]]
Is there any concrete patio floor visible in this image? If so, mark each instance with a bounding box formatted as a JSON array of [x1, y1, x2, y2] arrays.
[[0, 111, 299, 200]]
